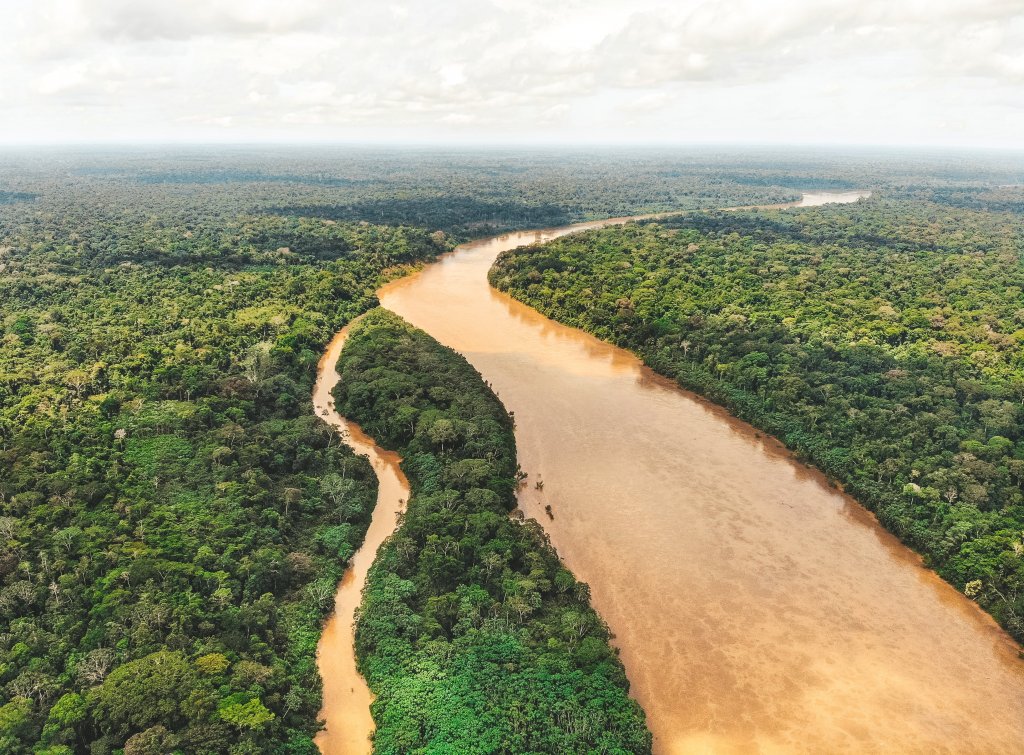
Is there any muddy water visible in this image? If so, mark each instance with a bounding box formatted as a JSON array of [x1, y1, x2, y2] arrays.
[[795, 190, 872, 206], [313, 320, 409, 755], [373, 196, 1024, 753], [728, 190, 873, 211]]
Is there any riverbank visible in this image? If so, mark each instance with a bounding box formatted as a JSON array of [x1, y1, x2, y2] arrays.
[[376, 195, 1024, 753]]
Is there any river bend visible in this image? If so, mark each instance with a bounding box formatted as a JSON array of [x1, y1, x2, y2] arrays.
[[318, 192, 1024, 754]]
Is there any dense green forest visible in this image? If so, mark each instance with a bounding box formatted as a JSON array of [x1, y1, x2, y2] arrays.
[[0, 211, 449, 752], [2, 148, 767, 754], [332, 310, 650, 754], [491, 197, 1024, 642], [0, 147, 804, 242], [1, 149, 713, 754], [2, 147, 1023, 752], [2, 146, 1020, 242]]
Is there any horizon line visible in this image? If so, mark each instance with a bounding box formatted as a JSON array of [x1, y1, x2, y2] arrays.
[[0, 140, 1022, 155]]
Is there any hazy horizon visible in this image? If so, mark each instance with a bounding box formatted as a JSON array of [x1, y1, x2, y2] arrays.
[[1, 141, 1023, 156]]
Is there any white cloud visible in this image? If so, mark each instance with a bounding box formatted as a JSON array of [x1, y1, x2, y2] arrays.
[[0, 0, 1021, 147], [34, 62, 90, 96]]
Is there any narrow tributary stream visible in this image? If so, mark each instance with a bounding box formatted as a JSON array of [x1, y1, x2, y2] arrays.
[[313, 321, 407, 755]]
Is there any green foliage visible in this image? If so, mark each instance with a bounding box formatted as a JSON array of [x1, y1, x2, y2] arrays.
[[0, 147, 809, 246], [0, 206, 449, 750], [218, 697, 276, 731], [90, 651, 196, 737], [492, 197, 1024, 642], [0, 698, 33, 751], [195, 653, 231, 675], [334, 309, 652, 754], [3, 146, 1021, 750], [40, 692, 86, 746]]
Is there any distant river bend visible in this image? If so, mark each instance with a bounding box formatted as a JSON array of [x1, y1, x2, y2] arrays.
[[316, 192, 1024, 754]]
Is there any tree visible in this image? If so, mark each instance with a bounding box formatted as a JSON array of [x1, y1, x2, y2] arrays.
[[0, 698, 33, 750], [320, 473, 359, 520], [41, 693, 86, 747], [428, 418, 458, 451], [89, 651, 197, 739], [65, 370, 90, 398], [76, 648, 115, 685], [123, 725, 178, 755], [241, 342, 274, 390], [194, 654, 230, 676], [218, 698, 275, 732]]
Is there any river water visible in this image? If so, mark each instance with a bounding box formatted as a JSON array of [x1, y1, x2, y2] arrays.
[[317, 191, 1024, 753], [314, 322, 409, 755]]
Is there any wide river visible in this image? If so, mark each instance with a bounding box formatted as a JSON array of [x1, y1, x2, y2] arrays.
[[317, 192, 1024, 754]]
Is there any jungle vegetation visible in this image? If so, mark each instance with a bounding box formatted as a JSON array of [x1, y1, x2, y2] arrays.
[[0, 147, 697, 754], [3, 145, 1020, 242], [1, 146, 1022, 751], [333, 309, 650, 754], [490, 197, 1024, 642], [0, 212, 448, 753]]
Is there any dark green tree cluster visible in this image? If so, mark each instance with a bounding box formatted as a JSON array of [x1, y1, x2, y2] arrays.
[[0, 192, 37, 205], [0, 214, 449, 753], [491, 198, 1024, 642], [333, 309, 651, 754]]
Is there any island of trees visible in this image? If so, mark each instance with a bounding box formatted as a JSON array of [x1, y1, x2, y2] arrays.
[[333, 309, 650, 754]]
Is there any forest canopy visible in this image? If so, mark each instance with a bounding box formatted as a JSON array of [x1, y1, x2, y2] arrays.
[[2, 146, 1023, 751], [0, 210, 446, 752]]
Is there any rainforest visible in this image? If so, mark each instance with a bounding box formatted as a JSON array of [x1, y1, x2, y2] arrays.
[[2, 147, 1024, 754]]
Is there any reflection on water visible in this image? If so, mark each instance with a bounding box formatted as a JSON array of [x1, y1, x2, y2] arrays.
[[375, 196, 1024, 754]]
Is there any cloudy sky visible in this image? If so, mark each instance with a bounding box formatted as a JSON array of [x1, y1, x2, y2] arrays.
[[1, 0, 1021, 147]]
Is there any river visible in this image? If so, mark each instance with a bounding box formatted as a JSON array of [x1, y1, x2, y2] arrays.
[[313, 322, 409, 755], [316, 191, 1024, 754]]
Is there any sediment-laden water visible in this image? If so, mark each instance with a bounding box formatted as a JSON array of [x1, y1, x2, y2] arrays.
[[317, 191, 1024, 753]]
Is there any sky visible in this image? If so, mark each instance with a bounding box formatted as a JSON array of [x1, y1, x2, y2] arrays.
[[0, 0, 1022, 148]]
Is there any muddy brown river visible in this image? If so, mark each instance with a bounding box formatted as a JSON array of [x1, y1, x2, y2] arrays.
[[314, 322, 408, 755], [317, 192, 1024, 754]]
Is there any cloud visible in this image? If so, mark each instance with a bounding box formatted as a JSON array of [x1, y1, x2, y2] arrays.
[[0, 0, 1021, 146], [593, 0, 1024, 88], [18, 0, 327, 47]]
